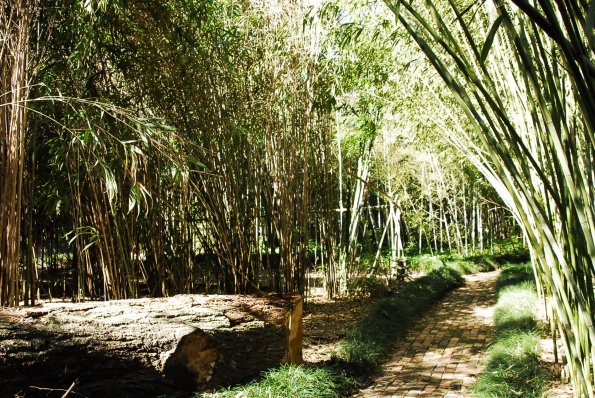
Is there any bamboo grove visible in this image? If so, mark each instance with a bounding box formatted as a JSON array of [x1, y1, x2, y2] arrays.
[[1, 0, 512, 305], [1, 0, 340, 301], [2, 0, 592, 395], [0, 0, 36, 307]]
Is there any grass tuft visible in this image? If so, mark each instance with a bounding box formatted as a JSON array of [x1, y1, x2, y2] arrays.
[[474, 332, 544, 398], [411, 253, 497, 275], [409, 254, 445, 272], [443, 254, 497, 275], [494, 282, 539, 335], [200, 364, 349, 398]]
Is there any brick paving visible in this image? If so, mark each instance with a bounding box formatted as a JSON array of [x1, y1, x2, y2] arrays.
[[354, 270, 499, 398]]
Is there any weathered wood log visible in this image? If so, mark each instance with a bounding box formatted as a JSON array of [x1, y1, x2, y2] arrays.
[[0, 294, 302, 397]]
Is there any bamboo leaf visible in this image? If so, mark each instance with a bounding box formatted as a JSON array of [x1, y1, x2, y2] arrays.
[[187, 154, 208, 169], [82, 241, 97, 252], [128, 184, 140, 215], [390, 0, 402, 22], [102, 166, 118, 203], [480, 15, 504, 65]]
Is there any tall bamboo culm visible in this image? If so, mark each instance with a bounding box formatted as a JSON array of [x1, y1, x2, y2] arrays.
[[0, 0, 38, 307], [386, 0, 594, 395]]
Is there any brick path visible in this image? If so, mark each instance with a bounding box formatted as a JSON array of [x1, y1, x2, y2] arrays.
[[355, 270, 500, 398]]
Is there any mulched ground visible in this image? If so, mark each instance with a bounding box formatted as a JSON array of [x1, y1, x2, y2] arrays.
[[539, 325, 574, 397], [302, 295, 376, 364]]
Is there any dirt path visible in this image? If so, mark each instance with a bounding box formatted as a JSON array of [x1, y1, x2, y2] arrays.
[[354, 270, 500, 398]]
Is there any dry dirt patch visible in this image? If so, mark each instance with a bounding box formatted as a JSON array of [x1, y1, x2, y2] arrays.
[[302, 296, 376, 364]]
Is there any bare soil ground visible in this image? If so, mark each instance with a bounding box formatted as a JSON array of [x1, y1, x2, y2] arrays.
[[540, 337, 574, 397], [302, 295, 376, 364]]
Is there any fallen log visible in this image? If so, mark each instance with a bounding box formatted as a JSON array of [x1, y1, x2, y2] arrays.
[[0, 294, 302, 397]]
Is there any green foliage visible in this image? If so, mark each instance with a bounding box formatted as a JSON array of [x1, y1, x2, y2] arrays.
[[409, 254, 444, 272], [495, 262, 534, 292], [338, 266, 464, 369], [473, 332, 545, 398], [492, 249, 531, 266], [410, 253, 496, 275], [444, 261, 473, 275], [443, 254, 497, 275], [483, 238, 532, 265], [201, 364, 350, 398], [346, 276, 389, 298], [15, 0, 337, 301], [472, 263, 546, 398], [495, 282, 539, 336]]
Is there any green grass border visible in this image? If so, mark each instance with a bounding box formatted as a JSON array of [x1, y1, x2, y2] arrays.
[[199, 364, 351, 398], [472, 262, 547, 398]]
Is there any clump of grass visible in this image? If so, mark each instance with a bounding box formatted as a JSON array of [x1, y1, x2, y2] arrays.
[[411, 253, 497, 275], [442, 253, 497, 275], [446, 260, 477, 275], [474, 332, 544, 398], [495, 261, 534, 291], [463, 254, 498, 272], [495, 282, 539, 334], [472, 263, 546, 398], [338, 266, 464, 369], [201, 364, 349, 398], [410, 254, 445, 272]]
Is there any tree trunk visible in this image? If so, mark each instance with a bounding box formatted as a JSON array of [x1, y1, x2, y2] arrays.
[[471, 194, 476, 252], [0, 294, 303, 397]]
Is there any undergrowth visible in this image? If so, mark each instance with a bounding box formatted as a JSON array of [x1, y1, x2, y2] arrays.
[[472, 262, 546, 398], [200, 364, 350, 398], [410, 253, 497, 275]]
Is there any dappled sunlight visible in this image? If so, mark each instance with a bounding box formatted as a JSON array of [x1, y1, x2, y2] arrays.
[[472, 306, 495, 325]]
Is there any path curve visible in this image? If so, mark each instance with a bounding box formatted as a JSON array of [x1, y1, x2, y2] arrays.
[[354, 270, 500, 398]]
